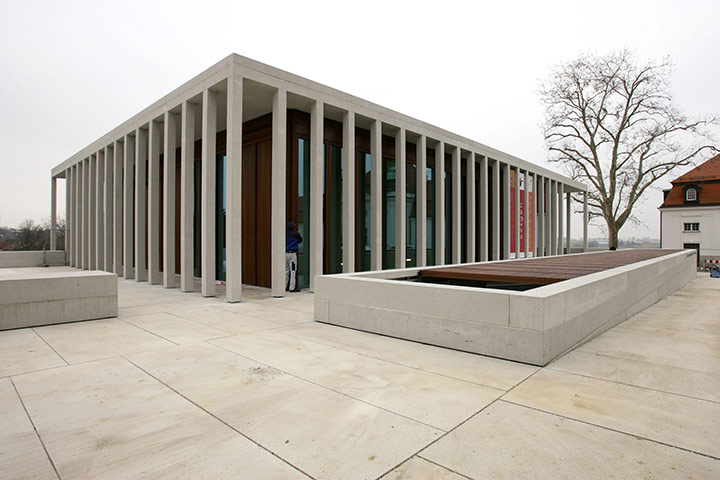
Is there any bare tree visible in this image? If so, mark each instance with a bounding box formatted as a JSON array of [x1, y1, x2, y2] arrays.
[[540, 49, 717, 248], [15, 220, 48, 251]]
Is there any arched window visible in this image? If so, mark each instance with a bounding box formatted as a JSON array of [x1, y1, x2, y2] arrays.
[[686, 188, 697, 202]]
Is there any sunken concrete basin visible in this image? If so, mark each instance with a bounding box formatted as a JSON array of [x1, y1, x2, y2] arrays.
[[314, 249, 696, 366], [0, 269, 117, 330]]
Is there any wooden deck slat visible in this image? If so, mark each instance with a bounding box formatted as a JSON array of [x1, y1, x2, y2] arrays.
[[419, 249, 682, 286]]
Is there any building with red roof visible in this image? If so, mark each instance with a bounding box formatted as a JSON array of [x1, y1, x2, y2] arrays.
[[660, 153, 720, 267]]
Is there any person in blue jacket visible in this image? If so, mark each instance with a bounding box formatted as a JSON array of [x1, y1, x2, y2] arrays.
[[286, 221, 303, 292]]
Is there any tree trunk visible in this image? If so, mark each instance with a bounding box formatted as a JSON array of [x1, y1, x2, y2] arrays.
[[607, 222, 619, 250]]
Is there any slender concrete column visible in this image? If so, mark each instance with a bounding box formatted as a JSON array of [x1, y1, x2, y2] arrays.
[[83, 157, 90, 270], [451, 146, 461, 264], [88, 155, 96, 270], [513, 167, 520, 259], [550, 180, 557, 255], [395, 127, 406, 269], [225, 74, 243, 302], [50, 177, 57, 250], [65, 170, 71, 260], [271, 88, 287, 297], [546, 177, 552, 256], [76, 163, 82, 268], [502, 163, 511, 260], [201, 89, 217, 297], [416, 136, 427, 267], [370, 119, 382, 271], [104, 145, 113, 272], [342, 110, 355, 273], [479, 155, 488, 262], [558, 183, 564, 254], [148, 119, 162, 285], [466, 152, 476, 263], [124, 135, 135, 278], [135, 127, 148, 281], [545, 179, 555, 255], [309, 100, 323, 290], [491, 159, 500, 261], [537, 175, 544, 257], [583, 192, 589, 252], [96, 150, 105, 269], [545, 178, 552, 256], [180, 101, 195, 291], [566, 191, 572, 254], [113, 141, 123, 275], [68, 168, 75, 266], [523, 170, 530, 257], [435, 141, 445, 265], [163, 111, 178, 288]]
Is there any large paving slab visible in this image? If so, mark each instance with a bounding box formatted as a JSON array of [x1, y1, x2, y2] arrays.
[[275, 322, 538, 390], [422, 400, 720, 479], [11, 357, 307, 480], [0, 328, 66, 377], [33, 318, 174, 364], [548, 349, 720, 402], [0, 377, 57, 480], [504, 368, 720, 458], [122, 312, 232, 345], [212, 330, 504, 430], [127, 342, 442, 480]]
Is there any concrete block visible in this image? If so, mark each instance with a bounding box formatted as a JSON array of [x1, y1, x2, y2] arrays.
[[0, 251, 66, 268], [0, 270, 117, 330], [315, 249, 695, 366], [508, 294, 544, 330], [314, 298, 329, 322]]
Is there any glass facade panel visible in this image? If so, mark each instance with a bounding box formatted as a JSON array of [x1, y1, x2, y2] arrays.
[[297, 138, 311, 288], [382, 157, 395, 269], [461, 172, 467, 263], [357, 152, 371, 271], [216, 154, 226, 281], [325, 145, 343, 274], [445, 170, 452, 265], [406, 160, 417, 267], [426, 165, 435, 266]]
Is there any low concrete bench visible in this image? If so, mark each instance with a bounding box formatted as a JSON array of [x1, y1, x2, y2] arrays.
[[0, 250, 66, 267], [0, 270, 117, 330]]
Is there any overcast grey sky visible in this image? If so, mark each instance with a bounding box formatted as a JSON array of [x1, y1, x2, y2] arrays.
[[1, 0, 718, 240]]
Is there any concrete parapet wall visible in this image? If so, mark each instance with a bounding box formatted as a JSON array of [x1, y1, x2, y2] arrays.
[[0, 251, 66, 268], [0, 270, 117, 330], [315, 250, 696, 366]]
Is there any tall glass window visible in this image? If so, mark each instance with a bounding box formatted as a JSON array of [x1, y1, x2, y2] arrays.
[[325, 145, 343, 274], [382, 157, 395, 269], [357, 152, 371, 271], [445, 170, 453, 264], [426, 164, 435, 266], [297, 138, 311, 288], [461, 172, 467, 263], [216, 154, 226, 281], [406, 159, 417, 267]]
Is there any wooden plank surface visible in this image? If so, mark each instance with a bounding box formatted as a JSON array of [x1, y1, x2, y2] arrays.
[[419, 250, 682, 285]]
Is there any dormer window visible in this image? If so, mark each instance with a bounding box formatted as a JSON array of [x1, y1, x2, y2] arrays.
[[683, 185, 700, 204]]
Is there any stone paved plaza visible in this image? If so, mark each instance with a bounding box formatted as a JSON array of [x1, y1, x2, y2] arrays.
[[1, 269, 719, 479]]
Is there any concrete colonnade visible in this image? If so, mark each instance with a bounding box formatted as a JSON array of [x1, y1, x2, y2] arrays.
[[52, 58, 588, 303]]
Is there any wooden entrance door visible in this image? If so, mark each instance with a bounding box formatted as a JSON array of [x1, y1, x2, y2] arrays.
[[683, 242, 700, 267], [242, 138, 272, 287]]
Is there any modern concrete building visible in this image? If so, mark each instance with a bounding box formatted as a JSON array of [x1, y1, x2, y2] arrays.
[[50, 54, 588, 301], [660, 153, 720, 267]]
